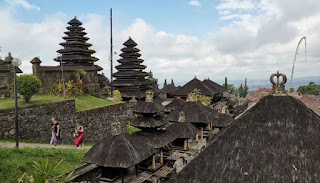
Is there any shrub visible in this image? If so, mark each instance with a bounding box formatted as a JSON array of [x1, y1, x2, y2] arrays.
[[11, 75, 41, 102], [109, 90, 122, 101], [51, 80, 82, 97], [17, 158, 75, 183], [188, 89, 212, 106]]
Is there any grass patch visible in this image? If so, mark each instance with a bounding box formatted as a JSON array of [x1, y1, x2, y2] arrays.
[[0, 94, 120, 111], [127, 124, 141, 134], [0, 148, 88, 183], [74, 94, 121, 111]]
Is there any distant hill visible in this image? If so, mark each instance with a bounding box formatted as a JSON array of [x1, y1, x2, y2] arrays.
[[226, 76, 320, 91], [165, 76, 320, 92]]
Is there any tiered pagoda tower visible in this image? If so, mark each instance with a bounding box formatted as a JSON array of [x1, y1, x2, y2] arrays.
[[54, 17, 98, 66], [113, 38, 151, 100], [131, 91, 175, 149], [32, 17, 103, 95]]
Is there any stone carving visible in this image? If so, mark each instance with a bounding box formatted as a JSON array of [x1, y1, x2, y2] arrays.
[[145, 91, 154, 102], [111, 121, 122, 136], [270, 71, 287, 95], [178, 111, 186, 123]]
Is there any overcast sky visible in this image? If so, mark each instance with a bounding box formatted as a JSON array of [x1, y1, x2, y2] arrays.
[[0, 0, 319, 86]]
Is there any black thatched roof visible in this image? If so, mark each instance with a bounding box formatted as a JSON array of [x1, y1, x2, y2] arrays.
[[68, 17, 82, 25], [133, 101, 165, 114], [123, 37, 137, 46], [165, 98, 185, 111], [215, 113, 234, 127], [169, 95, 320, 183], [168, 102, 219, 124], [30, 57, 41, 64], [173, 78, 215, 97], [54, 17, 98, 66], [160, 84, 178, 94], [202, 79, 227, 94], [166, 122, 199, 139], [131, 130, 176, 148], [131, 115, 166, 128], [83, 133, 155, 168]]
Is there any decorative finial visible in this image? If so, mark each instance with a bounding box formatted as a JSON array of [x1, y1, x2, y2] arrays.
[[178, 111, 185, 123], [270, 71, 287, 95], [129, 36, 131, 39], [74, 16, 77, 19], [145, 91, 154, 102], [194, 75, 197, 79], [110, 121, 122, 136]]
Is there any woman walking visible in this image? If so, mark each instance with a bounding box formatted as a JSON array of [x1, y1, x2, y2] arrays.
[[50, 117, 63, 146], [74, 122, 84, 147]]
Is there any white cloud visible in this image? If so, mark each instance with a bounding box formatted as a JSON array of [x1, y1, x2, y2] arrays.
[[188, 0, 201, 7], [5, 0, 40, 11], [217, 0, 255, 10]]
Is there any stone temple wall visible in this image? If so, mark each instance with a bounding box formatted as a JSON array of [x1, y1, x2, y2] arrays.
[[32, 64, 100, 94], [0, 100, 128, 143]]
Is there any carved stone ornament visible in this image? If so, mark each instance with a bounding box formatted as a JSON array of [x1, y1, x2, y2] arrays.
[[145, 91, 154, 102], [111, 121, 122, 136], [178, 111, 186, 123], [270, 71, 287, 95]]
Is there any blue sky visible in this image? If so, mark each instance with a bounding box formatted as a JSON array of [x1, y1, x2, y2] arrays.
[[3, 0, 224, 37], [0, 0, 319, 86]]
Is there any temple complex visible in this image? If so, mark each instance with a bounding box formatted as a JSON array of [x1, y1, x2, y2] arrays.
[[31, 17, 105, 96], [113, 38, 151, 100], [0, 53, 23, 98]]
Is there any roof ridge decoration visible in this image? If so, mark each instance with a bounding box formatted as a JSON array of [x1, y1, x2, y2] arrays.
[[178, 111, 185, 123], [145, 90, 154, 102], [110, 121, 122, 136], [270, 71, 287, 95]]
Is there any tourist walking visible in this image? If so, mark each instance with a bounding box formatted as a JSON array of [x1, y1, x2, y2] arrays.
[[74, 122, 84, 147], [50, 117, 63, 146]]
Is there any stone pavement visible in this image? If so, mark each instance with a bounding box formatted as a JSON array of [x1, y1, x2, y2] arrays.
[[0, 142, 92, 149]]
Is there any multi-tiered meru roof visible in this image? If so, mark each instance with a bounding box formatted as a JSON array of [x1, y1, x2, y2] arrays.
[[113, 38, 151, 99], [54, 17, 98, 66]]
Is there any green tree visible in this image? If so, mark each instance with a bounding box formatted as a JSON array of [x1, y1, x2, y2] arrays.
[[297, 82, 320, 95], [12, 75, 41, 102], [222, 84, 235, 93], [238, 84, 243, 97], [243, 85, 248, 97], [109, 90, 122, 101], [188, 89, 212, 106]]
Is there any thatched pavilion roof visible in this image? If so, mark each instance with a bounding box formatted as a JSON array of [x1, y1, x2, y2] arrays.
[[130, 115, 166, 128], [215, 113, 234, 127], [160, 84, 178, 94], [83, 134, 155, 168], [168, 102, 219, 124], [169, 95, 320, 182], [165, 98, 185, 111], [133, 101, 165, 114], [173, 78, 215, 97], [166, 122, 199, 139], [202, 78, 227, 94], [131, 130, 176, 149]]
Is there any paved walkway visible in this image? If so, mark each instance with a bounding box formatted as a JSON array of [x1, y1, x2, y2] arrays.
[[0, 142, 92, 149]]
